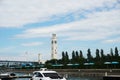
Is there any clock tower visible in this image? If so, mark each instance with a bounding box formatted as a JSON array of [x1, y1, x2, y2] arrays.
[[51, 34, 57, 59]]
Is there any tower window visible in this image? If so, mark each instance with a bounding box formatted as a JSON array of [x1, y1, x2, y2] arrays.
[[55, 41, 57, 43], [51, 41, 53, 44]]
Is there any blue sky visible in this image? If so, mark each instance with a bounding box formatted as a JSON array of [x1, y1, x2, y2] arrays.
[[0, 0, 120, 61]]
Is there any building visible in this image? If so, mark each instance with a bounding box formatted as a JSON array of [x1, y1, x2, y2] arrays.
[[51, 34, 57, 59]]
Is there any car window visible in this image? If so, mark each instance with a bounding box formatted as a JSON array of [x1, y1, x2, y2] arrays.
[[43, 73, 62, 79], [33, 72, 37, 76], [36, 72, 43, 77]]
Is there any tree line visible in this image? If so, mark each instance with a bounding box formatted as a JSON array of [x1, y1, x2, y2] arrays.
[[45, 47, 120, 69]]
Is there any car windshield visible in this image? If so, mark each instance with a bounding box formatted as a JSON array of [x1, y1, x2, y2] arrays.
[[43, 73, 62, 79]]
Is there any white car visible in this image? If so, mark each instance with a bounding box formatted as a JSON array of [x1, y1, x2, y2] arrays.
[[31, 68, 66, 80]]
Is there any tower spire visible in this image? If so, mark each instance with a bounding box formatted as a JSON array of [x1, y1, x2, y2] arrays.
[[51, 34, 57, 59]]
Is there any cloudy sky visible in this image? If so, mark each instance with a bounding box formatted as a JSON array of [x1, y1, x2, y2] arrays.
[[0, 0, 120, 61]]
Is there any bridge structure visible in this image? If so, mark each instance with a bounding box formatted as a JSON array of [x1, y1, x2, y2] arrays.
[[0, 60, 37, 69]]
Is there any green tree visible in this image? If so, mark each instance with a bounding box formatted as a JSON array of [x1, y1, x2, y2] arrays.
[[110, 48, 114, 61], [95, 49, 101, 67], [71, 50, 76, 64], [65, 51, 69, 64], [79, 50, 85, 65], [115, 47, 119, 57], [95, 49, 100, 60], [87, 49, 93, 62], [80, 50, 83, 58], [75, 51, 79, 63], [62, 51, 65, 63], [95, 49, 100, 61], [45, 59, 57, 65], [100, 49, 105, 62], [106, 54, 111, 62], [61, 51, 69, 65], [114, 47, 119, 61]]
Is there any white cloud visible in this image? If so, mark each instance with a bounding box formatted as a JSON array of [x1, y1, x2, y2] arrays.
[[0, 0, 118, 27], [0, 46, 16, 53], [1, 0, 119, 61], [14, 9, 120, 41], [103, 38, 120, 43], [21, 42, 43, 47]]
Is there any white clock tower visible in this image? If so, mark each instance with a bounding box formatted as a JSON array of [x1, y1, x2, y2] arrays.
[[51, 34, 57, 59]]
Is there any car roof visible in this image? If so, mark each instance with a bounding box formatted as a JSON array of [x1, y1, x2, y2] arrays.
[[33, 68, 58, 74], [33, 70, 57, 73]]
